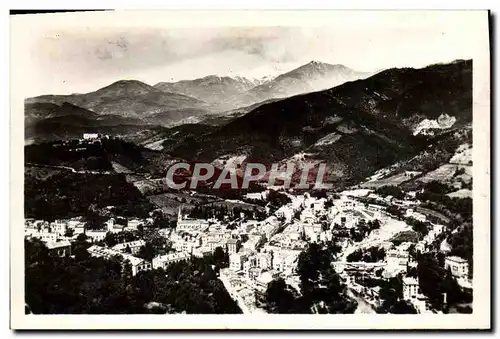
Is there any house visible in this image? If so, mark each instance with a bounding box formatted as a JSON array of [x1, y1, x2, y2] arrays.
[[300, 208, 315, 224], [256, 270, 280, 289], [275, 206, 293, 222], [405, 209, 427, 222], [112, 240, 146, 255], [226, 238, 241, 254], [262, 216, 282, 240], [73, 225, 85, 235], [272, 250, 300, 274], [172, 233, 202, 253], [86, 230, 107, 242], [229, 252, 249, 271], [152, 252, 191, 270], [176, 208, 210, 233], [256, 252, 273, 270], [87, 245, 151, 276], [45, 239, 72, 257], [50, 220, 67, 236], [243, 233, 265, 251], [83, 133, 99, 140], [433, 224, 445, 235], [386, 249, 409, 271], [402, 277, 420, 300], [415, 242, 426, 254], [303, 223, 322, 242], [127, 218, 144, 230], [445, 256, 469, 279]]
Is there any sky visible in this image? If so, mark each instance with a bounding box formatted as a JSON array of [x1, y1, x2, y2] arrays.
[[12, 11, 486, 97]]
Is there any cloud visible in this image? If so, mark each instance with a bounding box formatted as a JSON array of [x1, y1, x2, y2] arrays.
[[21, 14, 478, 96]]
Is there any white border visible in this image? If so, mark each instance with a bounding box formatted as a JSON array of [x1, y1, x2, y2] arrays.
[[9, 9, 491, 330]]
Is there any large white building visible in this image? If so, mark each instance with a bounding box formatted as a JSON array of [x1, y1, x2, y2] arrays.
[[87, 245, 151, 276], [49, 220, 67, 236], [445, 256, 469, 279], [402, 277, 420, 300], [152, 252, 191, 270], [229, 252, 249, 271], [176, 208, 210, 233], [83, 133, 99, 140], [45, 239, 72, 257], [86, 230, 107, 242], [171, 232, 202, 253], [112, 240, 146, 255]]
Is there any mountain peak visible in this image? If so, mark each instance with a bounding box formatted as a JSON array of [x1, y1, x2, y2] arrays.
[[106, 79, 152, 88], [308, 60, 323, 65]]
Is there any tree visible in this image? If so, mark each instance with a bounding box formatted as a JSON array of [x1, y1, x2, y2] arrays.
[[262, 278, 302, 313], [375, 185, 404, 199], [213, 246, 229, 269], [296, 243, 355, 313], [25, 239, 242, 314], [137, 243, 155, 262], [377, 276, 406, 313], [74, 234, 90, 261]]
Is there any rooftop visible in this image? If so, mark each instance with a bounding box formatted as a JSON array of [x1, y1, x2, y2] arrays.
[[403, 277, 419, 285], [45, 240, 71, 249], [446, 256, 468, 263]]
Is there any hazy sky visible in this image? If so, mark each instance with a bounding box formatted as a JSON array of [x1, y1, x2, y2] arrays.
[[12, 11, 485, 97]]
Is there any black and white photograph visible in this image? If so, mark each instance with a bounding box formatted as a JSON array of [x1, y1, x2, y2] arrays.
[[9, 10, 490, 330]]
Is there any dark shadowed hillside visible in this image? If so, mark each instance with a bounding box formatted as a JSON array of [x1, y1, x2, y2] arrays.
[[171, 60, 472, 187], [25, 80, 212, 121]]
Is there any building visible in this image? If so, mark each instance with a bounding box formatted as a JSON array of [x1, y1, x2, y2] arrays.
[[172, 232, 202, 253], [272, 250, 300, 274], [127, 218, 144, 231], [50, 220, 67, 236], [45, 239, 72, 257], [405, 209, 427, 223], [262, 216, 282, 240], [205, 238, 227, 253], [415, 242, 426, 254], [386, 249, 409, 271], [152, 252, 191, 270], [86, 230, 107, 242], [229, 252, 249, 271], [300, 208, 315, 224], [433, 224, 445, 235], [445, 256, 469, 279], [243, 233, 265, 251], [256, 252, 273, 270], [176, 208, 210, 233], [256, 270, 280, 289], [83, 133, 99, 140], [402, 277, 420, 300], [226, 238, 241, 254], [112, 240, 146, 255], [275, 206, 293, 222], [303, 223, 322, 242], [87, 245, 151, 276]]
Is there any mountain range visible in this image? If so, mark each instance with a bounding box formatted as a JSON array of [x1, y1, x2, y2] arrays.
[[154, 61, 370, 110], [25, 61, 369, 133], [24, 59, 472, 188], [170, 60, 472, 187]]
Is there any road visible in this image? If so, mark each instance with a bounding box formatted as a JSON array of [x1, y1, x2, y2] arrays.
[[347, 288, 376, 314]]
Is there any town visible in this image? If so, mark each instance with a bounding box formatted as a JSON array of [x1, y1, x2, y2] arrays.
[[24, 181, 473, 314]]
